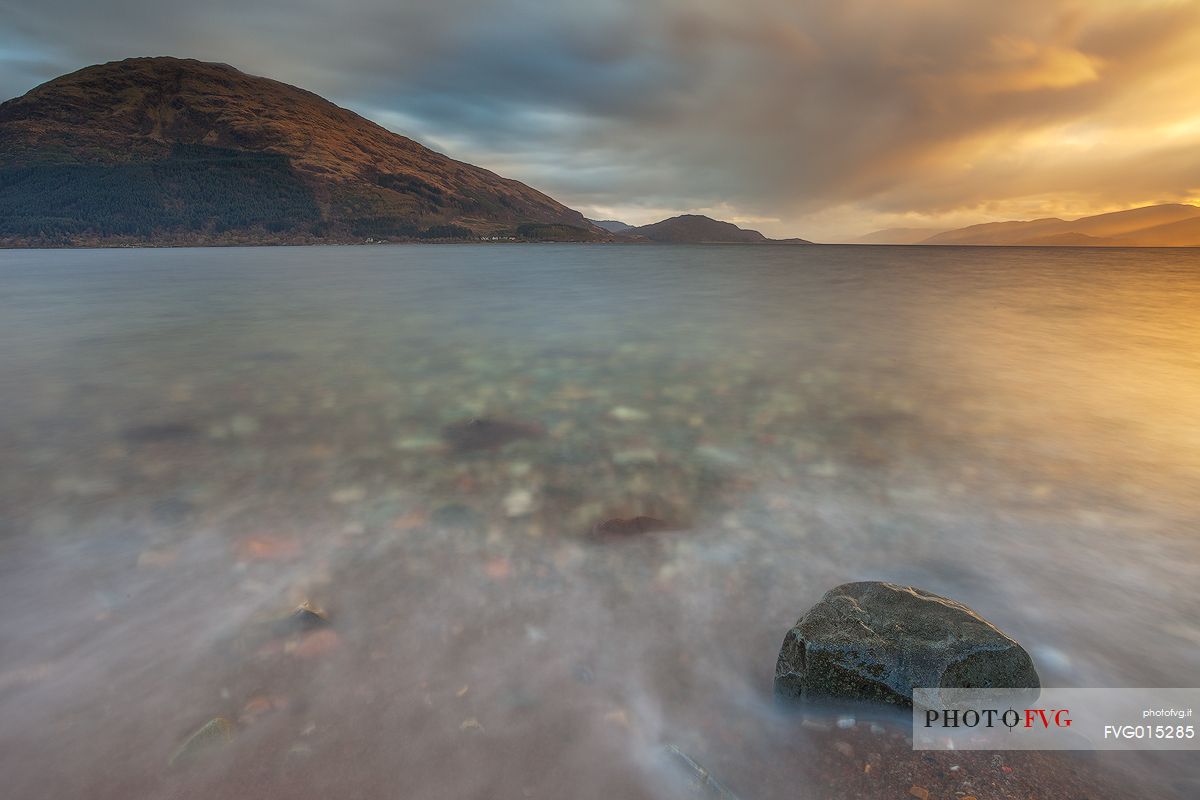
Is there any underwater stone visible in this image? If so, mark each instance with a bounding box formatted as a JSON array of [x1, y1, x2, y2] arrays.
[[442, 417, 544, 452], [591, 516, 671, 537], [168, 716, 233, 766]]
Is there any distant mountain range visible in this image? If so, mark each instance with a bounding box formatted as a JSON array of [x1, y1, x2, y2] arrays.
[[855, 204, 1200, 246], [0, 57, 814, 248]]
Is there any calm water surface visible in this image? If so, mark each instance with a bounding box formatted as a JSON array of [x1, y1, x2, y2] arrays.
[[1, 244, 1198, 799]]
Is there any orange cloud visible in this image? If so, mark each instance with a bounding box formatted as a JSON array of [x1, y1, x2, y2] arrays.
[[951, 37, 1102, 93]]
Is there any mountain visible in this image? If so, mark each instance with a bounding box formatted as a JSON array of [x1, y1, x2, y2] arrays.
[[0, 57, 612, 245], [1115, 214, 1200, 246], [1045, 204, 1200, 238], [852, 227, 948, 244], [1018, 232, 1117, 246], [917, 204, 1200, 246], [590, 219, 632, 233], [626, 214, 810, 244], [922, 217, 1069, 245]]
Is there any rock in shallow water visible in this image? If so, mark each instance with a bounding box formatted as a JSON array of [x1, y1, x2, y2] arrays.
[[774, 581, 1039, 707], [591, 516, 672, 537], [442, 417, 544, 452], [169, 716, 233, 766]]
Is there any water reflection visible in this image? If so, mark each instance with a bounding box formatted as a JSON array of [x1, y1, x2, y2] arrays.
[[0, 244, 1197, 799]]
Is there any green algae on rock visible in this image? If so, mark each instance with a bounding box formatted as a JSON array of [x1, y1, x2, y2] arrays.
[[774, 581, 1039, 707]]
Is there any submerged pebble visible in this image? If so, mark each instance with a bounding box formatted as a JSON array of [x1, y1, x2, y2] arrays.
[[392, 435, 444, 453], [330, 486, 366, 504], [271, 601, 330, 636], [592, 516, 672, 537], [662, 744, 741, 800], [612, 447, 659, 466], [503, 488, 535, 517], [609, 406, 649, 422], [169, 716, 233, 767], [442, 417, 544, 452]]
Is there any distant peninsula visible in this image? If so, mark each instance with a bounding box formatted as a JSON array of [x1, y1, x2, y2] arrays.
[[0, 57, 810, 248], [618, 214, 810, 244], [854, 204, 1200, 247]]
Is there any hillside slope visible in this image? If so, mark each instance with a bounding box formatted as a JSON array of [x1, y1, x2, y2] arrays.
[[922, 217, 1068, 245], [918, 204, 1200, 246], [1110, 214, 1200, 246], [851, 227, 948, 244], [0, 57, 607, 244]]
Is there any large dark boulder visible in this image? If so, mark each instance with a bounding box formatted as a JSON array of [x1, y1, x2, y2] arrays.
[[774, 581, 1039, 707]]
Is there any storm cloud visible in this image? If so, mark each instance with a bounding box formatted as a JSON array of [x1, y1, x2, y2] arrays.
[[3, 0, 1200, 239]]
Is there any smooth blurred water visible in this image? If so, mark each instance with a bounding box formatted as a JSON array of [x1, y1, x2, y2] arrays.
[[1, 244, 1198, 799]]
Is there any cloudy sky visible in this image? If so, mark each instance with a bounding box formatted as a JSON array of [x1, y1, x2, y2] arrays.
[[3, 0, 1200, 240]]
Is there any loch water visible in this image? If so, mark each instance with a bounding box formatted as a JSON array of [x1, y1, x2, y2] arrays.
[[1, 244, 1198, 798]]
